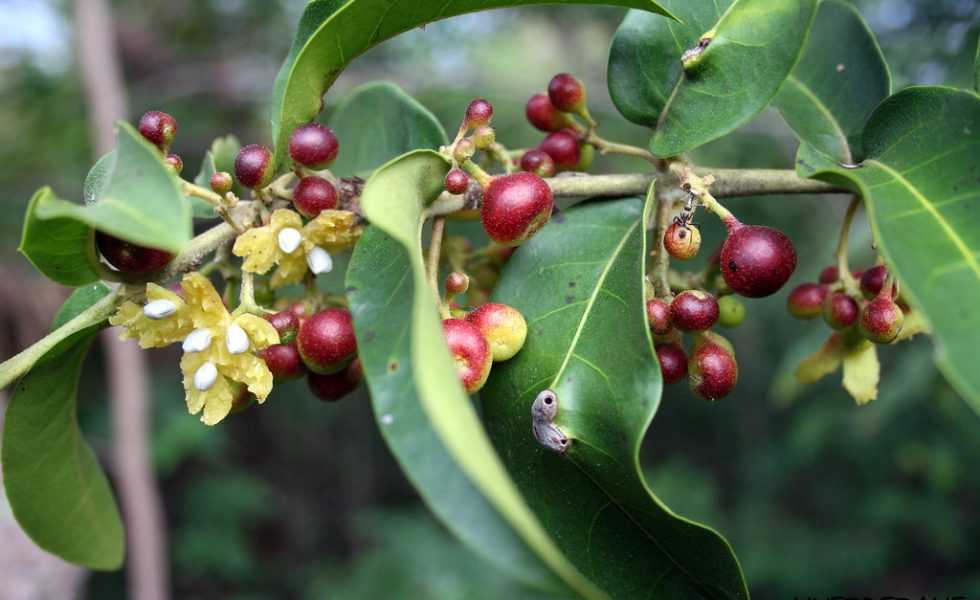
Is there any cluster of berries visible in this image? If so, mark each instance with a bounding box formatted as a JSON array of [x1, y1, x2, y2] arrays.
[[649, 187, 798, 401], [438, 272, 528, 394], [787, 264, 904, 344], [260, 303, 363, 402], [520, 73, 593, 176]]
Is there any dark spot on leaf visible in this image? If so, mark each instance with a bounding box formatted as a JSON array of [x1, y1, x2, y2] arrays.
[[565, 295, 575, 304], [728, 260, 737, 272], [565, 376, 572, 383], [364, 331, 375, 343], [568, 281, 576, 288], [345, 285, 358, 294], [553, 214, 566, 224], [388, 361, 397, 372]]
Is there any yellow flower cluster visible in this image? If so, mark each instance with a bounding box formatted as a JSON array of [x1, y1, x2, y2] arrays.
[[109, 273, 280, 425], [232, 208, 361, 288]]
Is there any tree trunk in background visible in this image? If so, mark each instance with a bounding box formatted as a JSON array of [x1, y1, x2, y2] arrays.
[[76, 0, 171, 599]]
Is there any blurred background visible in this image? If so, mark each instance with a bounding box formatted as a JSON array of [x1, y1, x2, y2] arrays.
[[0, 0, 978, 598]]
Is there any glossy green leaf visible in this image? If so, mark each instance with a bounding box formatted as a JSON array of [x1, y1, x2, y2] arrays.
[[19, 187, 100, 286], [608, 0, 817, 157], [330, 82, 448, 178], [773, 0, 889, 163], [1, 283, 124, 570], [974, 33, 979, 93], [271, 0, 675, 167], [34, 121, 191, 253], [349, 150, 604, 598], [480, 193, 748, 599], [797, 86, 980, 411]]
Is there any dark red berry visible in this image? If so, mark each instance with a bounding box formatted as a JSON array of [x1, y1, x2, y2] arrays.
[[720, 224, 797, 298], [525, 93, 575, 133], [288, 123, 339, 169], [822, 293, 859, 330], [547, 73, 586, 113], [669, 290, 719, 333], [655, 343, 687, 385], [858, 296, 904, 344], [234, 144, 275, 189], [646, 299, 671, 335], [688, 343, 738, 401], [787, 283, 829, 320], [307, 366, 359, 402], [293, 176, 338, 218], [480, 172, 554, 247], [210, 171, 233, 195], [138, 110, 178, 151], [464, 99, 493, 128], [265, 310, 300, 345], [444, 168, 470, 195], [519, 149, 556, 178], [260, 344, 307, 382], [445, 272, 469, 297], [164, 154, 183, 174], [859, 265, 898, 300], [663, 221, 701, 260], [297, 308, 357, 374], [443, 318, 492, 393], [538, 130, 580, 170], [818, 265, 839, 284], [96, 231, 173, 275]]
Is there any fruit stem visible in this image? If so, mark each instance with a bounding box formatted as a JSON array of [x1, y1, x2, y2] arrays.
[[486, 142, 517, 173], [426, 217, 447, 306], [460, 159, 494, 188], [180, 180, 224, 205], [232, 270, 265, 316], [583, 130, 667, 170], [879, 271, 897, 299], [650, 186, 675, 299], [834, 195, 861, 295], [670, 165, 737, 226], [0, 285, 125, 390]]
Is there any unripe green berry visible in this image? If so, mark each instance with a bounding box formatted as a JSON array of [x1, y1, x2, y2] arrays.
[[210, 171, 233, 195], [716, 295, 745, 328], [164, 153, 183, 174], [454, 138, 476, 163], [471, 126, 495, 151]]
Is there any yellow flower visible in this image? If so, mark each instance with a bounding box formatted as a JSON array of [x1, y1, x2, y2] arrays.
[[232, 208, 362, 289], [177, 273, 280, 425], [109, 283, 193, 348]]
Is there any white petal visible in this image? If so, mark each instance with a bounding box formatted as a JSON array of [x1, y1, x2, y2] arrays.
[[277, 227, 302, 254], [194, 362, 218, 391], [306, 246, 333, 275], [143, 299, 177, 320], [181, 329, 212, 353], [225, 323, 250, 355]]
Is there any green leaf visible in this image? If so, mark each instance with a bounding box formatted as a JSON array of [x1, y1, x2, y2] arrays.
[[193, 135, 244, 218], [19, 187, 100, 286], [974, 33, 979, 93], [34, 121, 191, 253], [608, 0, 817, 157], [480, 193, 747, 599], [271, 0, 676, 167], [1, 283, 124, 570], [797, 86, 980, 412], [347, 150, 604, 598], [773, 0, 890, 163], [330, 82, 448, 178]]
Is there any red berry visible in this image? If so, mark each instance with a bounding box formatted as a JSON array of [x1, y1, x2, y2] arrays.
[[443, 319, 492, 393], [307, 364, 360, 402], [655, 343, 687, 385], [858, 296, 904, 344], [297, 308, 357, 374], [720, 224, 797, 298], [444, 168, 469, 195], [260, 344, 307, 382], [818, 265, 839, 284], [787, 283, 829, 319], [293, 176, 338, 218], [138, 110, 178, 151], [234, 144, 275, 189], [96, 231, 173, 275], [445, 272, 469, 297], [688, 343, 738, 401], [164, 154, 183, 174], [538, 130, 580, 170], [288, 123, 339, 169], [822, 293, 859, 330], [465, 303, 527, 362], [859, 265, 898, 300], [525, 93, 574, 133], [210, 171, 233, 195], [669, 290, 719, 333], [663, 221, 701, 260], [646, 299, 671, 335], [464, 99, 493, 128], [265, 310, 300, 345], [480, 172, 554, 247], [547, 73, 586, 113], [519, 149, 556, 178]]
